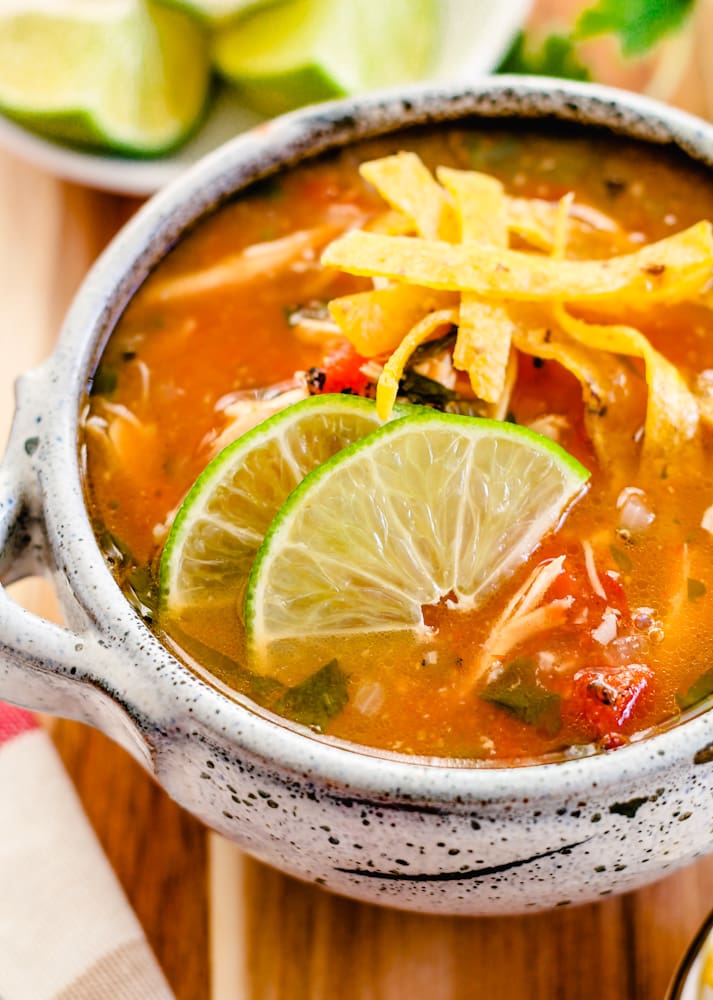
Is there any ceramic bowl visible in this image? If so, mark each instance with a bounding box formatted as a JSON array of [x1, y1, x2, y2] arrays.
[[2, 78, 713, 916], [667, 908, 713, 999]]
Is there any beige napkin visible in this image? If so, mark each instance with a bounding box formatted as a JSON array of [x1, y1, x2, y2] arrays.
[[0, 703, 174, 1000]]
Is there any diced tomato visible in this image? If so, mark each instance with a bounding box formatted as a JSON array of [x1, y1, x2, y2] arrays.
[[566, 664, 651, 739], [310, 341, 370, 395]]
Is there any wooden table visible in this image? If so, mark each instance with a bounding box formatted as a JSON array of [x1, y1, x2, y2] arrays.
[[3, 3, 713, 997]]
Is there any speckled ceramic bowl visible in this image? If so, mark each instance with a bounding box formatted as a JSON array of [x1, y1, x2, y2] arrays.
[[2, 78, 713, 916]]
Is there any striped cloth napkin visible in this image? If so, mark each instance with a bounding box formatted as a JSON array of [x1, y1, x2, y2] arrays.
[[0, 702, 174, 1000]]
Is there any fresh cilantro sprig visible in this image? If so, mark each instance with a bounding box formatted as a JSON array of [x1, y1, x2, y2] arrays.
[[499, 0, 697, 79]]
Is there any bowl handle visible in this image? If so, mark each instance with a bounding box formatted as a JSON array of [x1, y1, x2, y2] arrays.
[[0, 400, 152, 769]]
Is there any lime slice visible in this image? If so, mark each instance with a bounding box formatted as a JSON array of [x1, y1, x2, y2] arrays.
[[212, 0, 438, 116], [245, 412, 589, 656], [0, 1, 210, 156], [160, 393, 383, 614], [154, 0, 280, 26]]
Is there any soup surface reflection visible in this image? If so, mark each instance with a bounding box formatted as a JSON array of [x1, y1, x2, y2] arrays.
[[83, 123, 713, 764]]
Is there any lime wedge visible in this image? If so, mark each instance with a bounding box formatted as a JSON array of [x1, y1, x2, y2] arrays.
[[212, 0, 438, 116], [0, 1, 210, 156], [245, 412, 589, 656], [159, 394, 383, 614], [155, 0, 280, 26]]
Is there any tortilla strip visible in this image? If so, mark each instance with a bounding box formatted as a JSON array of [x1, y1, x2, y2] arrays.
[[321, 221, 713, 306], [506, 196, 619, 252], [554, 306, 699, 458], [375, 308, 459, 420], [512, 322, 633, 469], [328, 284, 456, 357], [359, 152, 458, 241], [435, 167, 515, 404]]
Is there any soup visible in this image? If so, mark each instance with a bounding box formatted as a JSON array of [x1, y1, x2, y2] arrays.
[[82, 122, 713, 764]]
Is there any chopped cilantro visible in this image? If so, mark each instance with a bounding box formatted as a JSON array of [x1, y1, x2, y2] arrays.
[[480, 657, 561, 735], [610, 544, 633, 574], [677, 667, 713, 711], [688, 578, 707, 601], [91, 364, 118, 396], [275, 659, 349, 731], [398, 370, 459, 409]]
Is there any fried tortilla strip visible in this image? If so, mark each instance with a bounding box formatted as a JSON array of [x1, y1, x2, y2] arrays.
[[436, 166, 514, 404], [363, 209, 415, 236], [506, 196, 619, 252], [513, 320, 636, 471], [328, 284, 456, 356], [359, 152, 459, 241], [437, 167, 507, 244], [321, 221, 713, 306], [554, 305, 699, 459], [375, 308, 459, 420]]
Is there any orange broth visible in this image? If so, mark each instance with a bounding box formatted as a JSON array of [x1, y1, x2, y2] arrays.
[[83, 123, 713, 764]]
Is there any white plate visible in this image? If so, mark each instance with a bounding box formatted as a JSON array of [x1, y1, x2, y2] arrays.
[[0, 0, 531, 196]]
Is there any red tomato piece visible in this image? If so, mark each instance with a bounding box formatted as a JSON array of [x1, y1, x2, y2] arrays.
[[568, 664, 651, 738], [316, 341, 370, 395]]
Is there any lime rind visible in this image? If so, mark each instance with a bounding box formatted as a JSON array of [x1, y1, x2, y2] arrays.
[[160, 393, 385, 614], [244, 412, 590, 654]]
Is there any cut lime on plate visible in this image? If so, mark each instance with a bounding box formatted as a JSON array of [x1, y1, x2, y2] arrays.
[[160, 393, 384, 615], [245, 412, 589, 657], [0, 0, 210, 156], [212, 0, 438, 116]]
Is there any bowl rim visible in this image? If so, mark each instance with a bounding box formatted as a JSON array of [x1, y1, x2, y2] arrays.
[[35, 75, 713, 798]]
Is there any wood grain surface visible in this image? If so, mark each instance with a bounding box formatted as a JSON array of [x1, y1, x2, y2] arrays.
[[3, 2, 713, 998]]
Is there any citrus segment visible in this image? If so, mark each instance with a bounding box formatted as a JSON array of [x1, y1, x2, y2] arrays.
[[212, 0, 438, 116], [159, 394, 383, 613], [0, 1, 210, 156], [245, 413, 589, 656]]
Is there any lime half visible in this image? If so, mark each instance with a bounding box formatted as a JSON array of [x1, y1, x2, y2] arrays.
[[155, 0, 280, 26], [160, 394, 383, 614], [212, 0, 438, 116], [0, 1, 210, 156], [245, 412, 589, 655]]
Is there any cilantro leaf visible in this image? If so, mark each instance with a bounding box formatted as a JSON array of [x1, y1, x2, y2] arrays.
[[575, 0, 696, 57], [498, 31, 591, 81], [676, 667, 713, 711], [480, 657, 561, 735], [275, 659, 349, 731]]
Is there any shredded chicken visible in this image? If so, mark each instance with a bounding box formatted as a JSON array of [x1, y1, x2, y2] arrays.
[[526, 413, 571, 443], [142, 222, 354, 306], [461, 556, 573, 692], [207, 386, 309, 457], [582, 540, 607, 600]]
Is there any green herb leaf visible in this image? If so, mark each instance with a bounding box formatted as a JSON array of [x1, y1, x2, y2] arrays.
[[687, 578, 707, 601], [91, 364, 118, 396], [408, 329, 458, 365], [275, 659, 349, 731], [480, 656, 561, 735], [574, 0, 695, 56], [498, 31, 592, 80], [677, 667, 713, 711], [398, 370, 459, 409], [610, 544, 633, 574]]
